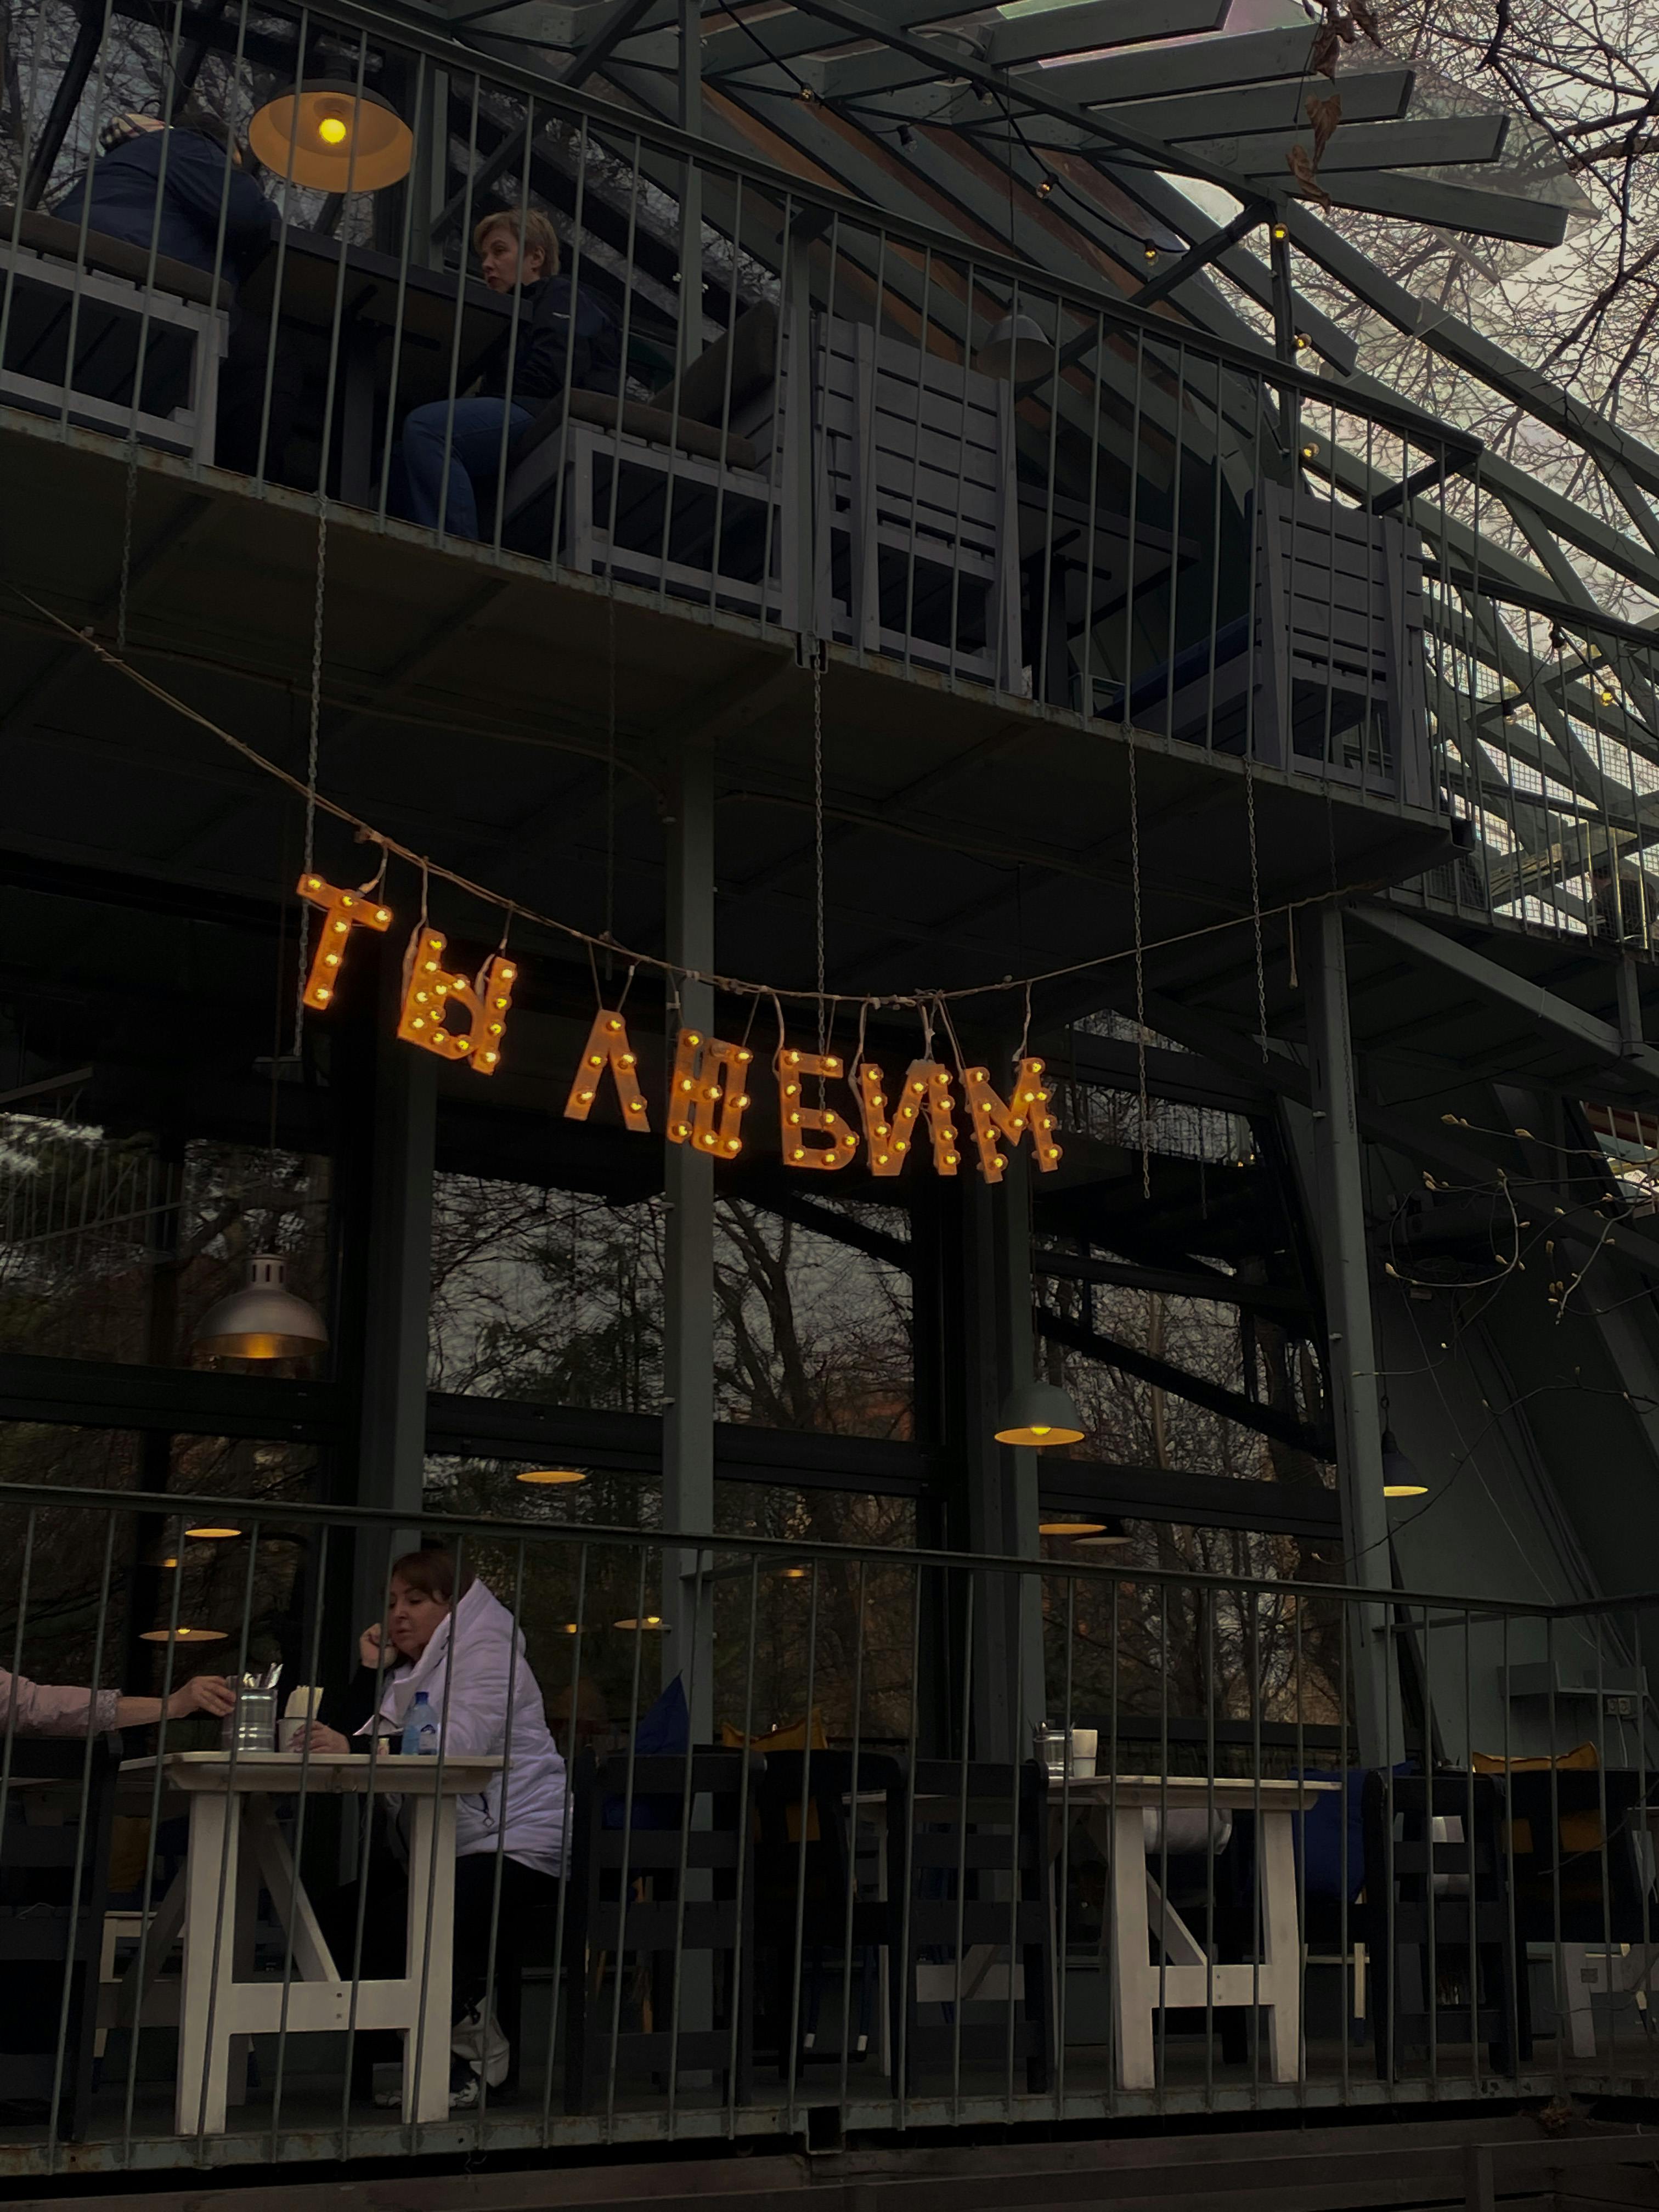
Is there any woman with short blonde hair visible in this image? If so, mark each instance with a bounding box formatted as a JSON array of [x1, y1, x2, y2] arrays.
[[392, 198, 617, 541], [472, 205, 561, 278]]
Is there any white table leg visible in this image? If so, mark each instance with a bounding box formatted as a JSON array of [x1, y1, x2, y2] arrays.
[[1258, 1812, 1302, 2085], [1108, 1805, 1156, 2092], [404, 1793, 457, 2124], [176, 1793, 239, 2136], [227, 1813, 260, 2104]]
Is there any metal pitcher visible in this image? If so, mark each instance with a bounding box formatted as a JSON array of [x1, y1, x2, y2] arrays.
[[222, 1685, 278, 1753]]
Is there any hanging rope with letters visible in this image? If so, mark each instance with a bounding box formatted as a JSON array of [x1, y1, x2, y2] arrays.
[[14, 582, 1376, 1187]]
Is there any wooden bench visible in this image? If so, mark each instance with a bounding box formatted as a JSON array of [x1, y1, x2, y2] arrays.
[[1, 204, 226, 461]]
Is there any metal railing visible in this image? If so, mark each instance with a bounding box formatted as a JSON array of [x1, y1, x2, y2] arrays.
[[0, 1477, 1657, 2174]]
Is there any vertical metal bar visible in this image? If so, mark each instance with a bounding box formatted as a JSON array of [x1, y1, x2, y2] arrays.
[[472, 1531, 528, 2136], [44, 1511, 116, 2175], [1003, 1559, 1024, 2122], [599, 133, 645, 579], [701, 168, 744, 618], [663, 1538, 711, 2137], [1548, 1609, 1565, 2100], [894, 1559, 924, 2132], [190, 1519, 263, 2161], [544, 112, 592, 572], [1423, 1602, 1436, 2087], [1336, 1593, 1350, 2104], [375, 45, 429, 520], [723, 1551, 763, 2138], [1155, 1571, 1170, 2101], [1077, 311, 1105, 726], [1204, 1577, 1216, 2111], [307, 29, 375, 500], [1464, 1606, 1479, 2085], [783, 1558, 822, 2133], [252, 5, 314, 495], [484, 101, 540, 560], [431, 73, 484, 540], [1249, 1583, 1262, 2107], [1054, 1566, 1074, 2123], [1119, 333, 1144, 735], [1502, 1606, 1518, 2090], [838, 1556, 869, 2111], [337, 1545, 398, 2162], [950, 1571, 975, 2128], [1107, 1569, 1120, 2118], [603, 1546, 650, 2140], [121, 1510, 189, 2158], [538, 1537, 587, 2146], [268, 1520, 334, 2151], [900, 246, 935, 676]]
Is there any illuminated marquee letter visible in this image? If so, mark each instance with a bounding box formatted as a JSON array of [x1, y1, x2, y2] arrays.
[[565, 1010, 650, 1131], [962, 1057, 1063, 1183], [296, 874, 392, 1009], [777, 1045, 859, 1172], [667, 1029, 756, 1158], [397, 928, 516, 1074], [854, 1059, 960, 1175]]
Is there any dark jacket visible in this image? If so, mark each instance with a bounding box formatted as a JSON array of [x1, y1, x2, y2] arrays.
[[479, 274, 620, 405], [53, 128, 274, 291]]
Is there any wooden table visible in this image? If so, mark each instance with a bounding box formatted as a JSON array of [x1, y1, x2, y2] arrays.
[[115, 1751, 499, 2132], [1054, 1775, 1336, 2091]]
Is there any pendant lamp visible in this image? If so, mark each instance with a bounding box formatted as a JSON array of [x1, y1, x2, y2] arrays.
[[995, 1379, 1086, 1447], [1074, 1518, 1131, 1547], [193, 1253, 328, 1362], [1381, 1426, 1427, 1498], [248, 78, 413, 191], [975, 312, 1048, 381]]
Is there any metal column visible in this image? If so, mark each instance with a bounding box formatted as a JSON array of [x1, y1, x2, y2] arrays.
[[355, 954, 437, 1595], [935, 1149, 1046, 1765], [676, 0, 703, 376], [662, 736, 716, 1734], [1302, 904, 1396, 1763]]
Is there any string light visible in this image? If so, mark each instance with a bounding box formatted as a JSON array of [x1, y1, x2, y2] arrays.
[[295, 873, 392, 1008], [563, 1008, 650, 1131], [397, 928, 516, 1072]]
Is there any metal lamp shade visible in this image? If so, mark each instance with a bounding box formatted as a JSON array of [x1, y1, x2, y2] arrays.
[[974, 312, 1048, 381], [248, 79, 413, 191], [193, 1253, 328, 1361], [1381, 1426, 1427, 1498], [995, 1380, 1085, 1447]]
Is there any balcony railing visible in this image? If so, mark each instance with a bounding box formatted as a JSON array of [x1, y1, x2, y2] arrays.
[[4, 0, 1657, 949], [0, 1479, 1657, 2174]]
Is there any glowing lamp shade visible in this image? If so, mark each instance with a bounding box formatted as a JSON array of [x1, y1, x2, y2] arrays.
[[1039, 1519, 1105, 1538], [614, 1615, 665, 1631], [974, 311, 1048, 381], [995, 1380, 1085, 1448], [248, 79, 413, 192], [185, 1524, 241, 1541], [193, 1254, 328, 1362], [139, 1624, 227, 1644], [516, 1466, 586, 1486], [1381, 1427, 1428, 1499]]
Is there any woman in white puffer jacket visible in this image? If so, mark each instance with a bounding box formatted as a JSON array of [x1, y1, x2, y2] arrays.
[[304, 1548, 565, 2108]]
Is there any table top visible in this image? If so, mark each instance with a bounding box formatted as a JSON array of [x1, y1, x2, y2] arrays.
[[120, 1751, 501, 1797], [1055, 1774, 1339, 1812]]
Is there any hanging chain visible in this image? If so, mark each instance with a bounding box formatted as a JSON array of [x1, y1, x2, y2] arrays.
[[1244, 755, 1268, 1062], [116, 433, 139, 657], [604, 591, 617, 972], [812, 645, 826, 1056], [1127, 736, 1149, 1201], [291, 494, 328, 1059]]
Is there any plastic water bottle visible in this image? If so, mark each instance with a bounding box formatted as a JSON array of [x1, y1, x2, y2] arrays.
[[402, 1690, 439, 1757]]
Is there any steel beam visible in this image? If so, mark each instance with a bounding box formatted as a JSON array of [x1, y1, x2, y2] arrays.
[[1300, 906, 1395, 1764], [1350, 904, 1659, 1097], [661, 731, 716, 1728]]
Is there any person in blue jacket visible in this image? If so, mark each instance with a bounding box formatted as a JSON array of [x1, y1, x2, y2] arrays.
[[53, 105, 296, 477], [391, 204, 620, 540]]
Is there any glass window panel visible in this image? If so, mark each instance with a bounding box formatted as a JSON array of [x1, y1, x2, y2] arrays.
[[0, 1113, 330, 1370], [0, 1424, 139, 1694]]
